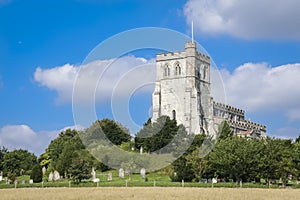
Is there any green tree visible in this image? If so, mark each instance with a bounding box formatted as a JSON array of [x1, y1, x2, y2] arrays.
[[39, 129, 84, 170], [30, 164, 43, 183], [2, 149, 37, 176], [83, 119, 131, 146], [69, 150, 93, 183], [208, 136, 265, 182], [294, 136, 300, 178], [135, 116, 179, 152], [261, 138, 297, 185], [171, 134, 207, 182], [217, 121, 233, 141], [0, 146, 8, 171]]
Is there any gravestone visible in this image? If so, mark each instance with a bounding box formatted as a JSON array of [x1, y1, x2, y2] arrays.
[[53, 170, 60, 181], [48, 172, 54, 182], [119, 168, 124, 179], [140, 168, 146, 179], [22, 180, 25, 184], [42, 166, 46, 175], [92, 178, 100, 183], [107, 172, 112, 181], [140, 146, 143, 154], [91, 167, 96, 180], [212, 178, 217, 184], [0, 175, 2, 182]]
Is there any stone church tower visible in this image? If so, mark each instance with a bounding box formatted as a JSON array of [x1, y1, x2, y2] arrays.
[[152, 41, 266, 138], [152, 41, 215, 135]]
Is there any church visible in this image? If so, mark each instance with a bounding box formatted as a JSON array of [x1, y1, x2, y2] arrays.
[[152, 41, 266, 138]]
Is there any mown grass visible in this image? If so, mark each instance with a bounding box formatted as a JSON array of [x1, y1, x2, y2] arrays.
[[0, 171, 298, 189]]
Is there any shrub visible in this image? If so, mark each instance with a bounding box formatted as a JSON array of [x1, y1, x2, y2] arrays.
[[30, 164, 43, 183]]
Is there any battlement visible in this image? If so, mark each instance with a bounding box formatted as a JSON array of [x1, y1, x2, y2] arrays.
[[213, 101, 245, 116], [156, 50, 186, 61], [156, 44, 210, 64], [228, 119, 267, 133]]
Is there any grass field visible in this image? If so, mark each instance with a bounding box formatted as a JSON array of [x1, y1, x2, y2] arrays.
[[0, 187, 299, 200]]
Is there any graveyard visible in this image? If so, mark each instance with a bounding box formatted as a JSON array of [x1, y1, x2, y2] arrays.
[[0, 169, 299, 189]]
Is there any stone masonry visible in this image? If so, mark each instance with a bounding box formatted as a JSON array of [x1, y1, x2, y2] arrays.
[[152, 41, 266, 138]]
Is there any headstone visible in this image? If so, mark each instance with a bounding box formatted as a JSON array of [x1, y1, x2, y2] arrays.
[[48, 172, 54, 182], [91, 167, 96, 180], [53, 170, 60, 181], [107, 172, 112, 181], [212, 178, 217, 184], [22, 180, 25, 184], [140, 146, 143, 154], [0, 176, 2, 182], [119, 168, 124, 179], [42, 166, 47, 175], [92, 178, 100, 183], [140, 168, 146, 179]]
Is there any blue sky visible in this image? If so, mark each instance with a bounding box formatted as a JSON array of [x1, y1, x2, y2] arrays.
[[0, 0, 300, 155]]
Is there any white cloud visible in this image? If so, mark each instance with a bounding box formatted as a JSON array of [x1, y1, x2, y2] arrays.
[[34, 56, 155, 104], [216, 63, 300, 121], [0, 125, 83, 155], [0, 125, 56, 155], [184, 0, 300, 39]]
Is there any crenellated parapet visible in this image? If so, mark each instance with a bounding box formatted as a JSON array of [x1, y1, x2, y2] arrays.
[[156, 48, 210, 64], [228, 119, 267, 133], [213, 101, 266, 138], [213, 101, 245, 120]]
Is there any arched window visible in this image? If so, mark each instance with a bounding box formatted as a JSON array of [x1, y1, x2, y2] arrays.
[[174, 62, 181, 76], [172, 110, 176, 120]]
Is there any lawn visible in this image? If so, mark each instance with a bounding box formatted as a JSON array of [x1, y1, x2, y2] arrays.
[[0, 170, 298, 189]]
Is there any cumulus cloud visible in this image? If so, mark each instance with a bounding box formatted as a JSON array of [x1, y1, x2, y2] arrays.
[[217, 63, 300, 121], [34, 56, 155, 104], [184, 0, 300, 39], [0, 125, 57, 155], [0, 125, 83, 155]]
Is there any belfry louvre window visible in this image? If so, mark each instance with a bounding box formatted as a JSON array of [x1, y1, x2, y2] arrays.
[[174, 62, 181, 75], [164, 64, 170, 76]]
